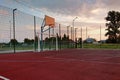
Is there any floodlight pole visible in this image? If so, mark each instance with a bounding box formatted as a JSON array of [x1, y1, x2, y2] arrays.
[[13, 8, 17, 53], [72, 17, 78, 45], [72, 17, 78, 40]]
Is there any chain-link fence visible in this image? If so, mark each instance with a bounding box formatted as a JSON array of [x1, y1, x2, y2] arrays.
[[0, 4, 120, 53]]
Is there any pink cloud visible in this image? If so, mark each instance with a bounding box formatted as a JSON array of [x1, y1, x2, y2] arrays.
[[0, 9, 8, 15]]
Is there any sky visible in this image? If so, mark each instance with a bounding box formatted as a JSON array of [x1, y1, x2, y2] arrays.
[[10, 0, 119, 23], [0, 0, 120, 42]]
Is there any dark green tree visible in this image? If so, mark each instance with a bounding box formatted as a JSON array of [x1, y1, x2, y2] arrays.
[[10, 39, 18, 45], [105, 11, 120, 43], [24, 38, 34, 45], [62, 34, 69, 45], [62, 34, 67, 41]]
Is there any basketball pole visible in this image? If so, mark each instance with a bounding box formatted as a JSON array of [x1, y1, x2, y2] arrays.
[[40, 17, 45, 52]]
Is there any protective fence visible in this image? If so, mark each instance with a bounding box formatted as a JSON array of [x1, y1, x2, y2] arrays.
[[0, 5, 120, 53]]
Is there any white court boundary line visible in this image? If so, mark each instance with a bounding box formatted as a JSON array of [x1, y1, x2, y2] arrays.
[[0, 76, 10, 80]]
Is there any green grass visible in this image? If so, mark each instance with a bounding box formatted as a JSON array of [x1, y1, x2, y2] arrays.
[[0, 43, 120, 51], [0, 45, 34, 51], [82, 43, 120, 49]]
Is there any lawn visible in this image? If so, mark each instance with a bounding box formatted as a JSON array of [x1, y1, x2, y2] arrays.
[[0, 43, 120, 52]]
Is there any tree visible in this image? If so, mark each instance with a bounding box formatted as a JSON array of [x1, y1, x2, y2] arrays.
[[62, 34, 69, 45], [10, 39, 18, 45], [62, 34, 67, 41], [105, 11, 120, 43], [24, 38, 34, 45]]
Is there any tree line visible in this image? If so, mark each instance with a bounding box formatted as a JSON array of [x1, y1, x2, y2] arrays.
[[9, 34, 82, 46]]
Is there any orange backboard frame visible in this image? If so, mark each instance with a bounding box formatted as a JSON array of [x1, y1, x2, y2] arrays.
[[45, 15, 55, 28]]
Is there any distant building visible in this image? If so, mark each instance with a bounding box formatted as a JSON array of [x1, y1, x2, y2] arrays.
[[84, 38, 96, 43]]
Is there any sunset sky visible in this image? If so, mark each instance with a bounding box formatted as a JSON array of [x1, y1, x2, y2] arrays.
[[0, 0, 120, 42]]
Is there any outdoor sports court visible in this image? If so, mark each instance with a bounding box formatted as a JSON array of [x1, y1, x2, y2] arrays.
[[0, 49, 120, 80]]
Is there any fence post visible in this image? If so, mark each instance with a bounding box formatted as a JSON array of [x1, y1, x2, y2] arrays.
[[59, 24, 61, 49], [56, 33, 58, 50], [34, 16, 37, 52], [67, 26, 70, 48]]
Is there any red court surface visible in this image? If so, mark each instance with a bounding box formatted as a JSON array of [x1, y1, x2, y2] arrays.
[[0, 49, 120, 80]]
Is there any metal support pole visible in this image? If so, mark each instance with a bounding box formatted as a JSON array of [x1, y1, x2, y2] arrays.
[[81, 27, 83, 48], [72, 17, 78, 48], [56, 33, 58, 50], [49, 26, 51, 50], [59, 24, 61, 49], [86, 27, 87, 39], [37, 32, 40, 52], [40, 26, 43, 51], [34, 16, 36, 51], [75, 28, 78, 48], [72, 17, 78, 45], [73, 21, 74, 41], [67, 26, 70, 38], [9, 21, 12, 48], [100, 25, 101, 48], [71, 27, 73, 47], [67, 26, 70, 48], [75, 28, 78, 41], [13, 8, 17, 53], [71, 27, 72, 40]]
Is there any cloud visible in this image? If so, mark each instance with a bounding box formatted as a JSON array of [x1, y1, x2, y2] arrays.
[[8, 0, 120, 23], [25, 25, 40, 31], [11, 0, 110, 24], [104, 0, 120, 9], [15, 0, 95, 16], [0, 9, 9, 15], [29, 0, 109, 24]]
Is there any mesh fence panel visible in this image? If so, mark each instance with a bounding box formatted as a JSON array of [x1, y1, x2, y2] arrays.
[[0, 4, 120, 53]]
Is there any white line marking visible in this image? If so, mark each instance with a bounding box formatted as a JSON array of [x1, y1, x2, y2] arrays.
[[0, 76, 10, 80]]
